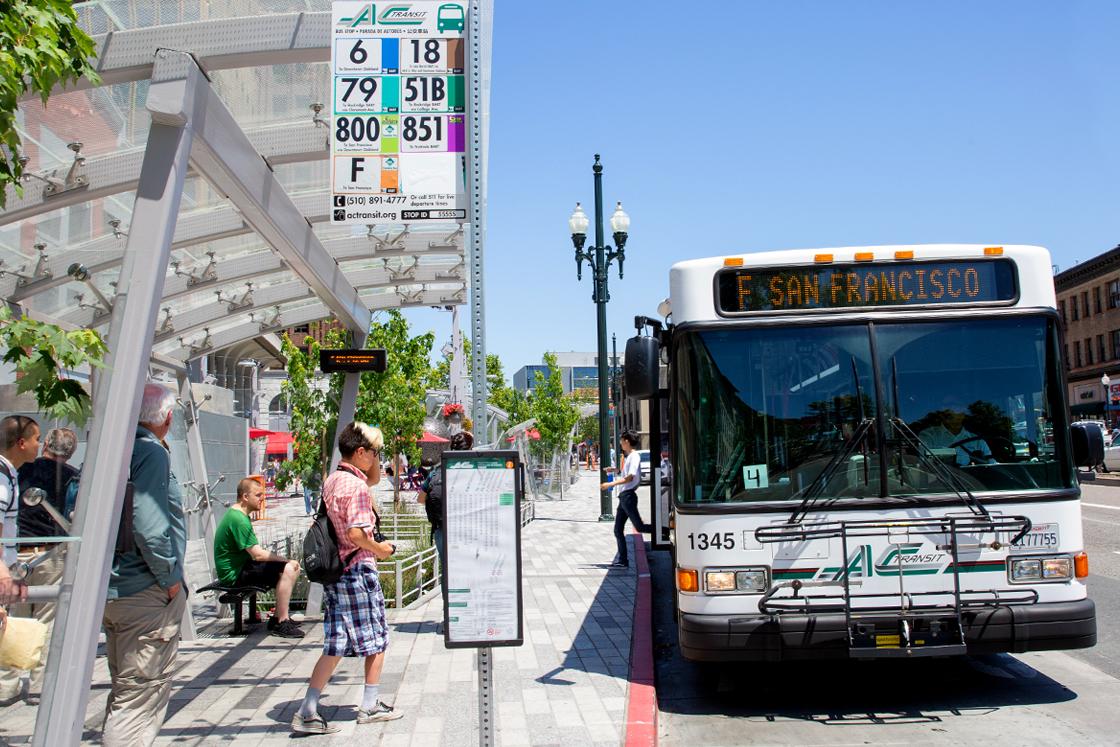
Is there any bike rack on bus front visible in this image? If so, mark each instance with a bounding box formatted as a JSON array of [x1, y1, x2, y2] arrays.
[[753, 514, 1036, 656]]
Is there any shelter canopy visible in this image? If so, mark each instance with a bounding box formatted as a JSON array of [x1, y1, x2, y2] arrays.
[[0, 0, 473, 364]]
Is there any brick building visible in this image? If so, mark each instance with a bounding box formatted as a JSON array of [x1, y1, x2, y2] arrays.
[[1054, 246, 1120, 424]]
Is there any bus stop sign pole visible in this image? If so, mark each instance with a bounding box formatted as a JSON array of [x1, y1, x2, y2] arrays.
[[478, 647, 494, 747]]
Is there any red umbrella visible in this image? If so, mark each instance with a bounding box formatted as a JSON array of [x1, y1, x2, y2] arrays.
[[418, 431, 450, 443], [249, 427, 274, 439]]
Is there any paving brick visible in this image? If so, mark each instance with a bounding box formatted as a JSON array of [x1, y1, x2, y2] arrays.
[[0, 472, 639, 746]]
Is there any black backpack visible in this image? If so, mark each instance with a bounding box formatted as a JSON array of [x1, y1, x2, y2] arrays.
[[422, 470, 443, 528], [302, 499, 356, 585]]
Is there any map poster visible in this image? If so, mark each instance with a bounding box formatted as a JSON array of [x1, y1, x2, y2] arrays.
[[330, 1, 469, 224], [442, 451, 524, 648]]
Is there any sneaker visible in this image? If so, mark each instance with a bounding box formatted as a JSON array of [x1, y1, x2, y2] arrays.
[[270, 619, 305, 639], [357, 701, 403, 723], [291, 712, 340, 734]]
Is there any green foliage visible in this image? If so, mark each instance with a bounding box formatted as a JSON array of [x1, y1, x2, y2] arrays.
[[576, 414, 600, 446], [358, 310, 434, 466], [529, 352, 580, 455], [0, 0, 100, 208], [428, 337, 516, 412], [0, 307, 107, 425], [274, 331, 346, 491]]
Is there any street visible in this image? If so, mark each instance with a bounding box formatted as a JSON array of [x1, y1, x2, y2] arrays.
[[648, 482, 1120, 745], [1075, 480, 1120, 679]]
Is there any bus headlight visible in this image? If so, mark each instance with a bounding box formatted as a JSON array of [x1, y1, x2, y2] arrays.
[[1008, 555, 1073, 583], [703, 567, 769, 594]]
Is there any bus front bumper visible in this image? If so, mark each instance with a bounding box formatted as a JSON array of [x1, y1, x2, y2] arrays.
[[678, 599, 1096, 662]]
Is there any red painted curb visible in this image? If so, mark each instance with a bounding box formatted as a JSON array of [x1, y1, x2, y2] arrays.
[[624, 527, 657, 747]]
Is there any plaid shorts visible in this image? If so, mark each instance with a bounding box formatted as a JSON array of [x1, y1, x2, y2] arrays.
[[322, 562, 388, 657]]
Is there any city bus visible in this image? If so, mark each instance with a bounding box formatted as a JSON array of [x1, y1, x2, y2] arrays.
[[625, 244, 1097, 661]]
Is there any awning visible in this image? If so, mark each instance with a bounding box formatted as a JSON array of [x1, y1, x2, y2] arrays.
[[419, 431, 449, 443], [249, 427, 274, 439], [265, 431, 294, 454]]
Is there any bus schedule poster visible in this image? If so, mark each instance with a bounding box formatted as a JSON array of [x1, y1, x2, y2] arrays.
[[330, 0, 469, 224], [441, 451, 524, 648]]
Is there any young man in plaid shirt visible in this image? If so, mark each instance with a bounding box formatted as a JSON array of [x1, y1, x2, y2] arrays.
[[292, 422, 402, 734]]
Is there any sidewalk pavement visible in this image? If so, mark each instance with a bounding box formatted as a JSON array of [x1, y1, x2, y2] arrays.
[[0, 470, 644, 746]]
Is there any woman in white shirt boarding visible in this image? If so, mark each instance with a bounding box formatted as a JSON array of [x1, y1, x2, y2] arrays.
[[601, 430, 652, 568]]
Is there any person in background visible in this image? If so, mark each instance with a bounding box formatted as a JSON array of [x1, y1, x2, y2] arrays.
[[302, 467, 321, 517], [0, 415, 41, 704], [213, 476, 303, 638], [0, 427, 79, 704], [101, 384, 187, 746], [418, 431, 474, 600], [600, 430, 652, 569], [292, 423, 401, 734]]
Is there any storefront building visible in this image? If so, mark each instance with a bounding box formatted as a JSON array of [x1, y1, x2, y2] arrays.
[[1054, 245, 1120, 426]]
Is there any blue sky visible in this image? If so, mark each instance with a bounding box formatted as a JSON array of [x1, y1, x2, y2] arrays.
[[399, 0, 1120, 380]]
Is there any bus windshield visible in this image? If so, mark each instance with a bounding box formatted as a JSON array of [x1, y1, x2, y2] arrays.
[[675, 316, 1072, 505]]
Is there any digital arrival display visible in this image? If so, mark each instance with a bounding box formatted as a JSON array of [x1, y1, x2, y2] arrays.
[[330, 1, 469, 225], [717, 259, 1017, 314]]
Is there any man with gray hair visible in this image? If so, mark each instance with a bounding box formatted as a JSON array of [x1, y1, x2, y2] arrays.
[[101, 383, 187, 746]]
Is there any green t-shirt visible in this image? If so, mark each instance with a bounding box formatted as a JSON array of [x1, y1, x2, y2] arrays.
[[214, 507, 258, 585]]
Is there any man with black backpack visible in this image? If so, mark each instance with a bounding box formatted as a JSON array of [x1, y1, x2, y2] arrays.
[[418, 430, 473, 599], [293, 422, 401, 735]]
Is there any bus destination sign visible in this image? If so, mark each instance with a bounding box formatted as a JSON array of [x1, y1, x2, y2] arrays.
[[319, 348, 388, 373], [717, 259, 1016, 314]]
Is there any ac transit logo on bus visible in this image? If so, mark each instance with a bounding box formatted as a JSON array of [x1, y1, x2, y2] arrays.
[[339, 4, 428, 27], [823, 544, 948, 581]]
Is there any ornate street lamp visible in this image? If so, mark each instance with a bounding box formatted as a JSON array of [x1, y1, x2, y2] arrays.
[[1102, 372, 1111, 427], [569, 155, 630, 521]]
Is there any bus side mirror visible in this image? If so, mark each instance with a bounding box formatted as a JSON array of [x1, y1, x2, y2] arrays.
[[624, 336, 659, 399], [1070, 422, 1104, 468]]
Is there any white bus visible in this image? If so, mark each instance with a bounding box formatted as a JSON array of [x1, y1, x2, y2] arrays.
[[625, 244, 1096, 660]]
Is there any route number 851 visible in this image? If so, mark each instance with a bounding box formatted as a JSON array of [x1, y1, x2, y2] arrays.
[[686, 532, 735, 550]]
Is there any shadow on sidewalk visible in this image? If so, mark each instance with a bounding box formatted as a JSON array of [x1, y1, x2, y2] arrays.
[[531, 535, 641, 687]]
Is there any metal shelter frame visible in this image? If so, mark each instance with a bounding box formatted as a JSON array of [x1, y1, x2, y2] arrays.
[[0, 2, 495, 743]]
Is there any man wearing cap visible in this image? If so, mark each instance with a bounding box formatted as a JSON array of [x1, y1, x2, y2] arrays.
[[213, 476, 303, 638]]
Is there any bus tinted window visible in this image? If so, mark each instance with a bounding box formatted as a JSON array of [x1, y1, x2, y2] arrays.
[[675, 317, 1071, 505]]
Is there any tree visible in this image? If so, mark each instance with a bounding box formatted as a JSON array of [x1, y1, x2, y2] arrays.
[[275, 313, 434, 491], [356, 310, 434, 468], [530, 352, 580, 456], [0, 307, 106, 426], [0, 0, 100, 208], [576, 414, 599, 447], [273, 330, 346, 491], [428, 337, 516, 412]]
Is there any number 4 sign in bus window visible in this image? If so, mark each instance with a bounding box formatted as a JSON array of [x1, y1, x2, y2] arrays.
[[742, 464, 769, 489]]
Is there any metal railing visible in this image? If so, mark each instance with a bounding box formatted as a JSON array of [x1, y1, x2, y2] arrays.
[[377, 543, 441, 610]]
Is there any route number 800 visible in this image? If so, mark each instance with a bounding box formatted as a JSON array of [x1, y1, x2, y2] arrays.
[[335, 116, 381, 143]]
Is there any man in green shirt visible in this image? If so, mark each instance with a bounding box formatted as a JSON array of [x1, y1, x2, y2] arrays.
[[214, 476, 303, 638]]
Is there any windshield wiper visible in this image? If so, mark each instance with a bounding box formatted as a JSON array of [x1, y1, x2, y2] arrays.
[[788, 417, 875, 524], [891, 417, 989, 517]]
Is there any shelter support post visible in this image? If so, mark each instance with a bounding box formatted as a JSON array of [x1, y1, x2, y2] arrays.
[[178, 374, 219, 635], [34, 116, 194, 745]]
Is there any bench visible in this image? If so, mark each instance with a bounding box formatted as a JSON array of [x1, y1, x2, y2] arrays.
[[197, 582, 267, 635]]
